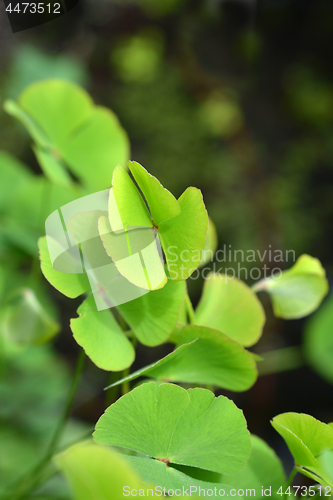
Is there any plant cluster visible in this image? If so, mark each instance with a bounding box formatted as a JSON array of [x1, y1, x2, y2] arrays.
[[0, 79, 332, 500]]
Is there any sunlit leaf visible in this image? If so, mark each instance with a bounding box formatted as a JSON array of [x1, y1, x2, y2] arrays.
[[5, 80, 129, 192], [128, 161, 180, 226], [94, 382, 251, 475], [18, 79, 93, 146], [98, 215, 167, 291], [117, 279, 185, 346], [195, 273, 265, 347], [271, 412, 333, 485], [61, 107, 129, 192], [38, 236, 90, 299], [320, 450, 333, 487], [70, 295, 134, 371], [109, 165, 207, 283], [107, 325, 257, 392], [159, 187, 208, 280], [254, 255, 328, 319]]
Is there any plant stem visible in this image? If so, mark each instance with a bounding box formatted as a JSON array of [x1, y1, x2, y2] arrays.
[[285, 466, 297, 499], [2, 348, 86, 500], [185, 293, 195, 324], [121, 367, 130, 395], [45, 348, 86, 458], [105, 371, 121, 406], [257, 346, 304, 376]]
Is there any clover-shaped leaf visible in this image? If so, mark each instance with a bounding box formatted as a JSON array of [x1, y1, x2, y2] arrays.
[[94, 382, 251, 476], [195, 273, 265, 347], [4, 79, 129, 191], [271, 412, 333, 486], [70, 295, 135, 371], [106, 325, 257, 392], [254, 255, 328, 319], [111, 161, 180, 230], [105, 162, 208, 286]]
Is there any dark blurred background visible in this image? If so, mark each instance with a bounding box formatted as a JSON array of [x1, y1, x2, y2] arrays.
[[1, 0, 333, 481]]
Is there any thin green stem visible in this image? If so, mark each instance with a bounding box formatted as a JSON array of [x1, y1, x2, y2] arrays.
[[121, 367, 131, 395], [185, 293, 195, 324], [45, 349, 86, 458], [105, 371, 121, 407], [2, 348, 86, 500], [285, 466, 297, 499]]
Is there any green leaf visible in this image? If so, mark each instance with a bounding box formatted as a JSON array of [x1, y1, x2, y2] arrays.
[[55, 441, 146, 500], [61, 107, 130, 192], [109, 165, 207, 283], [117, 279, 186, 346], [70, 295, 135, 371], [168, 299, 188, 343], [195, 273, 265, 347], [128, 161, 180, 225], [255, 255, 329, 319], [66, 210, 109, 266], [1, 288, 60, 345], [6, 174, 79, 255], [159, 187, 208, 280], [3, 99, 51, 149], [18, 79, 94, 146], [107, 325, 257, 392], [220, 435, 286, 499], [111, 165, 153, 230], [5, 80, 129, 192], [46, 207, 152, 309], [94, 382, 251, 475], [33, 145, 73, 188], [320, 450, 333, 487], [98, 215, 167, 290], [303, 293, 333, 384], [200, 216, 218, 267], [38, 236, 90, 299], [271, 412, 333, 472]]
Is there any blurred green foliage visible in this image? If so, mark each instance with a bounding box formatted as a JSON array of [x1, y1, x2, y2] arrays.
[[0, 0, 332, 496]]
